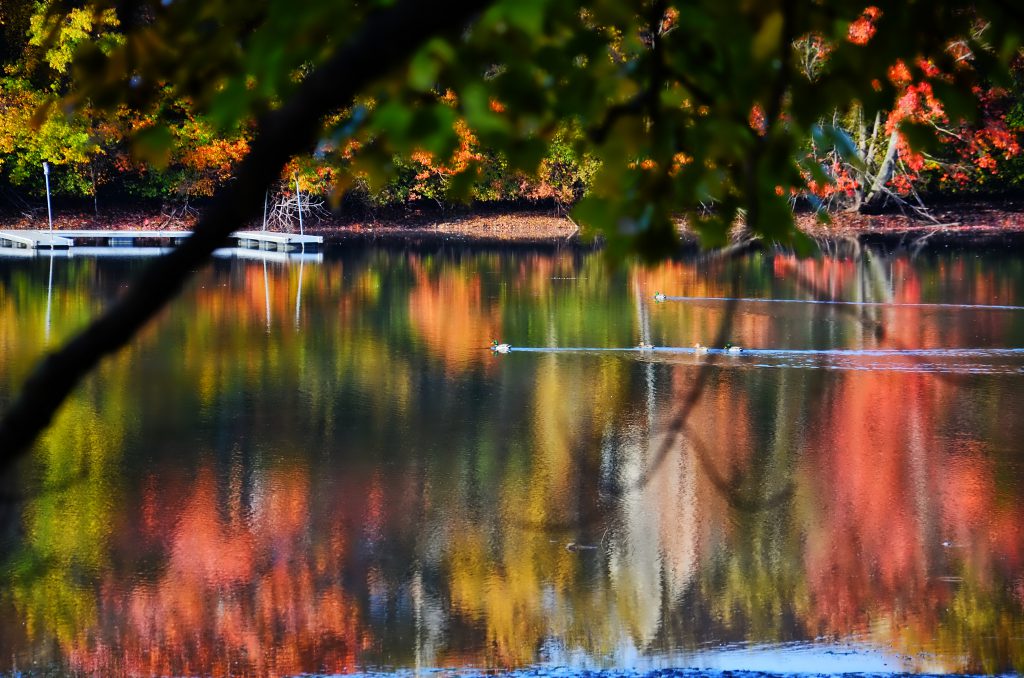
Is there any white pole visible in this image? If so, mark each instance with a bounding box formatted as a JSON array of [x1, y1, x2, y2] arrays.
[[295, 257, 304, 327], [294, 173, 304, 237], [262, 189, 269, 232], [45, 248, 54, 342], [43, 161, 53, 250], [263, 258, 271, 329]]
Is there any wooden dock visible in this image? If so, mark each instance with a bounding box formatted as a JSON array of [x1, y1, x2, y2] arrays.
[[0, 229, 322, 252]]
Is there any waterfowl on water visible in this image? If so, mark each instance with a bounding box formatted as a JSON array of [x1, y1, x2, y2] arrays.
[[565, 542, 598, 552], [693, 342, 709, 354], [637, 342, 654, 350], [491, 340, 511, 353], [653, 292, 667, 303], [724, 342, 744, 354]]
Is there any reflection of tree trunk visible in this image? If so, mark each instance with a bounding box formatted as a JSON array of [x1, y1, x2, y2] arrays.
[[864, 130, 899, 207]]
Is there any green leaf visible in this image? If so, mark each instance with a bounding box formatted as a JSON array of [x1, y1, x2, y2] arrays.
[[445, 164, 478, 203], [498, 0, 548, 36], [505, 138, 547, 172], [898, 121, 940, 155], [791, 229, 817, 257], [572, 195, 616, 237], [410, 105, 458, 155], [462, 83, 508, 138], [931, 80, 978, 124], [408, 39, 453, 92], [372, 101, 415, 140], [749, 190, 796, 241], [693, 212, 732, 249], [812, 123, 864, 170], [132, 125, 173, 169], [752, 11, 783, 62]]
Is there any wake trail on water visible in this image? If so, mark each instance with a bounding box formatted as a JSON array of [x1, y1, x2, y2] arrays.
[[659, 295, 1024, 311], [510, 346, 1024, 356], [504, 346, 1024, 375]]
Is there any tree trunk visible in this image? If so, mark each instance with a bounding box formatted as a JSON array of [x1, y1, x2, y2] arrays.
[[849, 110, 882, 212], [864, 130, 899, 207], [849, 107, 867, 211], [91, 163, 99, 216], [865, 112, 882, 165]]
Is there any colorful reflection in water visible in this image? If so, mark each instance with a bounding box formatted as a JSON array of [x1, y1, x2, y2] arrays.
[[0, 247, 1023, 676]]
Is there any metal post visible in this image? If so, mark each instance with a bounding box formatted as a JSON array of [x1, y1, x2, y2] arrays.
[[295, 173, 304, 237], [263, 258, 271, 329], [262, 190, 269, 232], [295, 257, 304, 328], [43, 162, 54, 250], [45, 248, 54, 342]]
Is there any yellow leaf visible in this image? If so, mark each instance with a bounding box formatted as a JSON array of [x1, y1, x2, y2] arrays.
[[752, 11, 783, 62]]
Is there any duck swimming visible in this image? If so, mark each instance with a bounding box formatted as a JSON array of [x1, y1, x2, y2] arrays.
[[693, 342, 709, 354], [724, 342, 744, 354], [491, 340, 511, 353], [653, 292, 667, 303]]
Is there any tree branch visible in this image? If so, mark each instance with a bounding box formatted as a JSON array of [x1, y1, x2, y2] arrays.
[[0, 0, 494, 466]]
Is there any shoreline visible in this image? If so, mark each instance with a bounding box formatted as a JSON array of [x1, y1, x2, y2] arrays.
[[3, 202, 1024, 252]]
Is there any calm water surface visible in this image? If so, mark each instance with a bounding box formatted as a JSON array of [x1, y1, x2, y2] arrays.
[[1, 246, 1023, 676]]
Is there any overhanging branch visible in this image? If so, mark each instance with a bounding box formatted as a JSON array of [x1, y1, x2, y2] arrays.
[[0, 0, 494, 466]]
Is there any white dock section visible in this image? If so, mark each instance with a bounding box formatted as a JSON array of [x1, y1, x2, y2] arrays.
[[55, 229, 192, 246], [0, 229, 322, 252], [71, 246, 174, 258], [216, 247, 323, 264], [232, 231, 322, 251], [0, 247, 42, 258], [0, 230, 74, 249]]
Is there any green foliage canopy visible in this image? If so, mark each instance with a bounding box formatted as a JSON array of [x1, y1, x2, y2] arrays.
[[1, 0, 1023, 461], [47, 0, 1023, 254]]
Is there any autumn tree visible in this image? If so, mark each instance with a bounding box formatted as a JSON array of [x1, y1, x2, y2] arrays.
[[1, 0, 253, 214], [796, 8, 1022, 214], [0, 1, 123, 202]]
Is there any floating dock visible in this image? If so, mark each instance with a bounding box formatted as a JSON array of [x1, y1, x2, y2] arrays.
[[0, 245, 323, 262], [0, 230, 74, 249], [0, 229, 322, 252], [232, 231, 321, 251]]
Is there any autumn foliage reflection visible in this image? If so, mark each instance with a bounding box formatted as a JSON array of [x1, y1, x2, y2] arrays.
[[62, 465, 365, 677], [1, 249, 1023, 675]]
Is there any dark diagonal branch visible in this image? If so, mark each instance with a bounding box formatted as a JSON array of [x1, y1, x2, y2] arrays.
[[589, 96, 645, 144], [0, 0, 494, 466]]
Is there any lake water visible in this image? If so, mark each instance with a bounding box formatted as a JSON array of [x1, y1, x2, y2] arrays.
[[1, 245, 1023, 676]]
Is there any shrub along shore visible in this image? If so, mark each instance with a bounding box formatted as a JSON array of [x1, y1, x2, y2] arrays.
[[2, 199, 1024, 251]]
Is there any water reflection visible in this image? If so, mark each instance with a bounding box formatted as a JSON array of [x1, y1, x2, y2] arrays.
[[0, 247, 1023, 675]]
